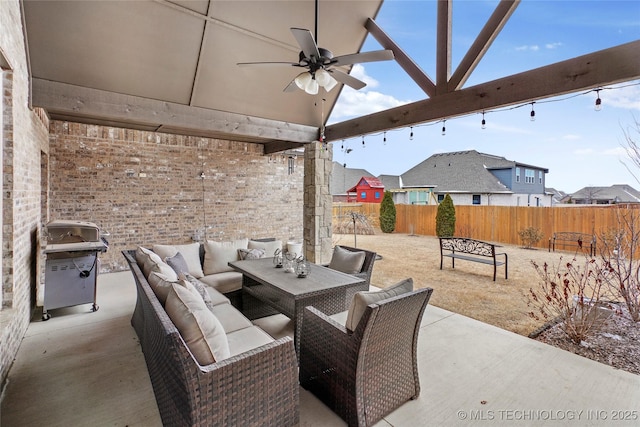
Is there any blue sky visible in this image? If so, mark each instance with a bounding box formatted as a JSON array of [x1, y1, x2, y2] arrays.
[[328, 0, 640, 193]]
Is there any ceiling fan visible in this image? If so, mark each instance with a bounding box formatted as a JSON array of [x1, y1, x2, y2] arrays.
[[237, 0, 394, 95]]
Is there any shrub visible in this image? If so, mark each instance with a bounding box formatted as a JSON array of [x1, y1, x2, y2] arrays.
[[379, 191, 396, 233], [435, 194, 455, 237], [518, 226, 544, 249], [527, 257, 614, 344]]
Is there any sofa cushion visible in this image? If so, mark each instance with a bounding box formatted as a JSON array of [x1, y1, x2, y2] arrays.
[[148, 272, 202, 306], [137, 247, 179, 282], [152, 243, 204, 278], [165, 252, 190, 276], [209, 303, 253, 333], [198, 271, 243, 294], [345, 278, 414, 331], [165, 283, 230, 364], [248, 239, 283, 257], [203, 239, 249, 275], [183, 274, 215, 309], [238, 248, 266, 260], [226, 326, 275, 357], [328, 246, 366, 275]]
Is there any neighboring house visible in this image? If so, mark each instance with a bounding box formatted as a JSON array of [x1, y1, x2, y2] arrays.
[[395, 150, 552, 206], [347, 177, 384, 203], [330, 162, 375, 202], [546, 187, 568, 205], [568, 184, 640, 204]]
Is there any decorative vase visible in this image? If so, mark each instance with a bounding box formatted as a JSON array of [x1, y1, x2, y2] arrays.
[[296, 256, 309, 278]]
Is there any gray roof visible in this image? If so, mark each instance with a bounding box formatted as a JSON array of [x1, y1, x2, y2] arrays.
[[571, 184, 640, 203], [330, 162, 374, 195], [400, 150, 518, 193], [377, 174, 401, 191]]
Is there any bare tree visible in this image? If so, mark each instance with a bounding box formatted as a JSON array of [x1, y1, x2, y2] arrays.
[[620, 115, 640, 185]]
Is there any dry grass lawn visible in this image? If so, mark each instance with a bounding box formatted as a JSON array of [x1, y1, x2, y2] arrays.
[[332, 232, 577, 336]]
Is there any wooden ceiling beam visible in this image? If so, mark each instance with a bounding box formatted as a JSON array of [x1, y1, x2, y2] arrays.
[[31, 79, 318, 145], [436, 0, 452, 95], [325, 40, 640, 142], [449, 0, 520, 91], [365, 18, 435, 97]]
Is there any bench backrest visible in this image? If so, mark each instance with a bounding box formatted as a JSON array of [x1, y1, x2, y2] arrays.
[[439, 237, 495, 257], [553, 232, 596, 243]]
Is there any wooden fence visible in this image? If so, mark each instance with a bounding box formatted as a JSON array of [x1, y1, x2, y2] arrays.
[[332, 202, 640, 250]]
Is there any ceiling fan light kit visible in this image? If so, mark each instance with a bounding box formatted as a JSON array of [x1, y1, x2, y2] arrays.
[[237, 0, 394, 95]]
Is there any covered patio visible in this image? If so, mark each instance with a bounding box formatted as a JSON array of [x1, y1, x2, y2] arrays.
[[1, 0, 639, 425], [3, 271, 639, 426]]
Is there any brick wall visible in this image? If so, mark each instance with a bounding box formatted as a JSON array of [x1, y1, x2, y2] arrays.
[[1, 0, 50, 392], [47, 121, 304, 272]]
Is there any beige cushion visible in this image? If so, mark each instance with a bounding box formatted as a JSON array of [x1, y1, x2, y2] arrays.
[[198, 272, 243, 294], [136, 246, 178, 281], [328, 246, 366, 275], [209, 303, 253, 333], [165, 283, 230, 365], [248, 239, 282, 257], [203, 239, 248, 275], [226, 326, 275, 357], [148, 272, 200, 305], [345, 278, 414, 331], [205, 287, 231, 307], [152, 243, 204, 278]]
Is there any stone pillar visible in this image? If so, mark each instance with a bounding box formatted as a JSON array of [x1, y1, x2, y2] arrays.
[[303, 141, 333, 264]]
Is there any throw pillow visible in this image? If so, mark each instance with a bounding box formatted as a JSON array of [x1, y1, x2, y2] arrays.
[[165, 252, 190, 276], [328, 246, 366, 275], [152, 243, 204, 278], [345, 278, 414, 332], [148, 271, 201, 306], [165, 283, 230, 365], [203, 238, 248, 275], [238, 248, 266, 260], [183, 273, 214, 310], [136, 246, 178, 281], [248, 239, 283, 257]]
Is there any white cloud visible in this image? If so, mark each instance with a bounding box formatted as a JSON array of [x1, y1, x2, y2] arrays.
[[515, 45, 540, 51], [562, 134, 581, 140], [602, 83, 640, 111], [329, 65, 412, 121], [574, 148, 595, 155], [545, 42, 563, 49]]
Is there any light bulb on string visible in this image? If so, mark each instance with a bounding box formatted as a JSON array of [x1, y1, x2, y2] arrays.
[[481, 111, 486, 129], [361, 135, 365, 148], [409, 126, 414, 141], [341, 140, 344, 150], [595, 90, 602, 111], [530, 103, 536, 121], [383, 131, 387, 145], [441, 119, 446, 136]]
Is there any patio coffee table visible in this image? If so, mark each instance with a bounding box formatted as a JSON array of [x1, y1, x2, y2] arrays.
[[228, 257, 367, 356]]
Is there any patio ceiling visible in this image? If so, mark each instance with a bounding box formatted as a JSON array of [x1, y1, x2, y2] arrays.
[[22, 0, 640, 154]]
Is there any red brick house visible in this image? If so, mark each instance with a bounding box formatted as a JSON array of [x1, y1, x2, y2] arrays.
[[347, 177, 385, 203]]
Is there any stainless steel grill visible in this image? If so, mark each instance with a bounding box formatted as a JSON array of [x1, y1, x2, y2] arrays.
[[41, 220, 109, 321]]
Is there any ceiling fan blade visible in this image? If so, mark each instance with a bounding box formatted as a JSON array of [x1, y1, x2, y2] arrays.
[[331, 49, 395, 67], [290, 28, 321, 61], [237, 61, 301, 67], [328, 69, 366, 90]]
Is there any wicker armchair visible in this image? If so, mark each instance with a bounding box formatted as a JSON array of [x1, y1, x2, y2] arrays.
[[327, 245, 377, 286], [299, 287, 433, 427]]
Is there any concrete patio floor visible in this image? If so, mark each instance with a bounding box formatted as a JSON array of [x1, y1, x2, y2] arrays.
[[2, 271, 639, 426]]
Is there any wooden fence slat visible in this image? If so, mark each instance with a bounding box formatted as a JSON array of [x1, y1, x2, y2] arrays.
[[332, 203, 640, 250]]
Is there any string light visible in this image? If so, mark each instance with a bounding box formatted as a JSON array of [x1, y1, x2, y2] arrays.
[[409, 126, 414, 141], [383, 131, 387, 145], [481, 111, 486, 129], [595, 90, 602, 111], [361, 135, 365, 148], [341, 140, 344, 150], [530, 103, 536, 121], [441, 119, 446, 136]]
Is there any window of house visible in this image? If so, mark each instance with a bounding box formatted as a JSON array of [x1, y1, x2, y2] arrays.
[[361, 192, 367, 199], [538, 170, 542, 184], [437, 194, 444, 203], [374, 191, 380, 199], [287, 156, 295, 174], [472, 194, 481, 205], [515, 167, 520, 183], [525, 169, 535, 184], [409, 190, 428, 205]]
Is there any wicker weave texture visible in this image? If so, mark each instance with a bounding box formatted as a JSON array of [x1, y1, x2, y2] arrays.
[[299, 287, 433, 427], [123, 250, 299, 427]]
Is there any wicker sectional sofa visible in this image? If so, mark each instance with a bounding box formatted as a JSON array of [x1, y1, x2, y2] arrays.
[[122, 249, 299, 426]]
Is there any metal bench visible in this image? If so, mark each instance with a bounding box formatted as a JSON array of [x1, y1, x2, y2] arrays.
[[549, 232, 596, 256], [439, 237, 508, 281]]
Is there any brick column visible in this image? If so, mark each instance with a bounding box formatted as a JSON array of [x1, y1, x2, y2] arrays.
[[303, 141, 333, 264]]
